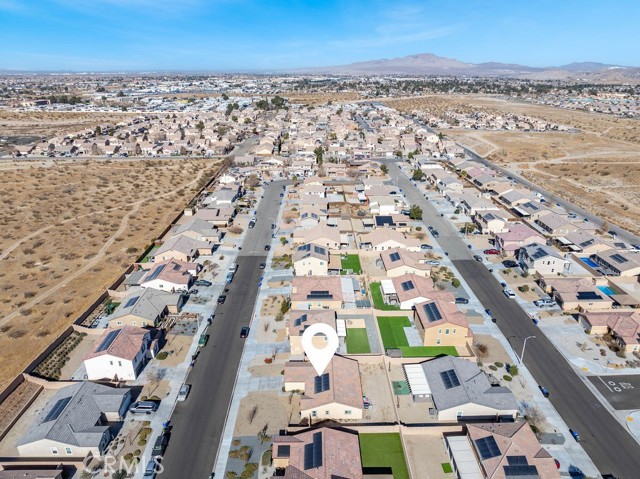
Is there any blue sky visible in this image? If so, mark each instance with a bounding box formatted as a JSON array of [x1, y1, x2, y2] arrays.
[[1, 0, 638, 71]]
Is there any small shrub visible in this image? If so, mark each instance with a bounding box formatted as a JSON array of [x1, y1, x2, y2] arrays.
[[494, 362, 504, 368], [489, 365, 498, 371], [156, 351, 169, 360], [503, 375, 512, 381]]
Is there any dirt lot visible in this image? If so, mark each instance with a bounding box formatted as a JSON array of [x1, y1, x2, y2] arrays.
[[0, 111, 138, 140], [234, 391, 298, 436], [385, 95, 640, 235], [0, 158, 220, 391]]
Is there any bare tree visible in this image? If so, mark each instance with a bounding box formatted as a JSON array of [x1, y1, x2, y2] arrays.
[[520, 401, 546, 431], [248, 405, 258, 424]]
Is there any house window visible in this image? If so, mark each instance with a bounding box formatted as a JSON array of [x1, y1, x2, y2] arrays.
[[50, 447, 59, 455], [445, 329, 450, 335], [438, 329, 442, 334], [116, 321, 123, 326], [325, 411, 330, 415], [109, 361, 114, 366], [132, 321, 137, 325], [65, 447, 73, 455], [118, 361, 122, 367], [436, 339, 441, 345], [453, 329, 456, 334], [311, 411, 317, 417], [345, 410, 352, 415]]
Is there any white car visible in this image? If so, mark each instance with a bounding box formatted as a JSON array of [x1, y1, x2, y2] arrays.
[[503, 289, 516, 299], [426, 260, 441, 266], [177, 384, 191, 402]]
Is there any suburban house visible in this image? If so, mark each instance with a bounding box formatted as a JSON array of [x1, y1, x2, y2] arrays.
[[404, 356, 518, 421], [539, 277, 614, 311], [169, 218, 221, 243], [444, 422, 560, 479], [579, 310, 640, 353], [272, 427, 363, 479], [413, 299, 472, 349], [358, 229, 421, 252], [287, 310, 337, 357], [138, 258, 197, 292], [284, 355, 363, 421], [291, 276, 345, 310], [84, 326, 157, 381], [535, 213, 580, 237], [560, 231, 614, 255], [293, 225, 341, 250], [17, 382, 131, 457], [293, 243, 329, 276], [380, 248, 433, 277], [192, 205, 235, 227], [495, 224, 546, 256], [591, 249, 640, 277], [152, 236, 214, 263], [517, 243, 570, 276], [474, 211, 509, 235], [380, 274, 446, 310], [108, 288, 185, 327]]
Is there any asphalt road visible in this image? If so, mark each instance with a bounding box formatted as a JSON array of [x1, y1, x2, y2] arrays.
[[588, 375, 640, 410], [160, 180, 287, 479], [389, 162, 640, 479]]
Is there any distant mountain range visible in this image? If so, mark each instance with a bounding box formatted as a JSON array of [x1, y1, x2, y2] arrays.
[[291, 53, 640, 81]]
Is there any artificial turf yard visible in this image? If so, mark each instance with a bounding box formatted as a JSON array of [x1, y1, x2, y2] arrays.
[[370, 282, 400, 310], [360, 433, 410, 479], [346, 328, 371, 353], [376, 316, 458, 357], [341, 254, 362, 274]]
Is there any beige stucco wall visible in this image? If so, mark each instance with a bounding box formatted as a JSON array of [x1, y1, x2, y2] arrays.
[[423, 324, 471, 348], [293, 257, 328, 277], [303, 402, 363, 421]]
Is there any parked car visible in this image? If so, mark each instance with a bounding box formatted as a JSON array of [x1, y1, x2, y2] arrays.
[[248, 219, 256, 228], [279, 193, 284, 197], [217, 295, 226, 304], [455, 297, 469, 304], [152, 432, 169, 457], [538, 385, 550, 398], [143, 458, 161, 478], [240, 326, 250, 338], [259, 263, 266, 269], [426, 260, 440, 266], [502, 260, 518, 268], [569, 429, 580, 442], [198, 334, 210, 347], [264, 244, 271, 251], [500, 282, 507, 288], [271, 223, 276, 229], [129, 401, 159, 415], [401, 209, 411, 215], [194, 280, 212, 287], [177, 384, 192, 402], [431, 230, 440, 238], [534, 298, 557, 308], [503, 289, 516, 299], [189, 289, 199, 295], [473, 255, 483, 262], [226, 272, 234, 283], [484, 249, 500, 255], [420, 244, 433, 250]]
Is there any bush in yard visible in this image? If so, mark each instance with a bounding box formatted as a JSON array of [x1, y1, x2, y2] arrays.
[[451, 278, 461, 288], [489, 365, 498, 371], [156, 351, 169, 360], [509, 365, 519, 376], [495, 362, 504, 368], [518, 285, 530, 293], [503, 375, 512, 381]]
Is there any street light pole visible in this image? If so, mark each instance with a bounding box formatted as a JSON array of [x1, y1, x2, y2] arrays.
[[520, 336, 536, 364]]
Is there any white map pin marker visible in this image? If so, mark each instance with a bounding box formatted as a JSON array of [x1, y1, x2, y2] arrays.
[[301, 323, 339, 376]]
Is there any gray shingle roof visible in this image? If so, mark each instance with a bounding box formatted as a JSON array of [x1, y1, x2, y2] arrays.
[[18, 382, 130, 448]]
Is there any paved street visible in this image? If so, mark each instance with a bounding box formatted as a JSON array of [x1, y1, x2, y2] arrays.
[[160, 180, 287, 479], [588, 375, 640, 410], [388, 161, 640, 479]]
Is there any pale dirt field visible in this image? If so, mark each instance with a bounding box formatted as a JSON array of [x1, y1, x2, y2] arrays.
[[0, 111, 138, 138], [283, 92, 361, 105], [403, 433, 452, 479], [233, 391, 298, 436], [0, 158, 220, 391], [385, 95, 640, 235]]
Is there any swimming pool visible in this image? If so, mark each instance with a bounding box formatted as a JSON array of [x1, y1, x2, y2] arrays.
[[580, 257, 599, 268], [598, 285, 616, 296]]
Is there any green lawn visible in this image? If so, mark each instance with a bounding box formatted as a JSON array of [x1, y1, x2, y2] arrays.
[[346, 328, 371, 354], [377, 316, 410, 349], [139, 244, 159, 263], [341, 254, 362, 274], [360, 433, 410, 479], [442, 462, 453, 474], [399, 346, 459, 357], [370, 282, 400, 311]]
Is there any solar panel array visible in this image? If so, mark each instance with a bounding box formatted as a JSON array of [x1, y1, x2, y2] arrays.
[[314, 373, 330, 394], [293, 314, 308, 327], [307, 291, 333, 300], [475, 436, 501, 460], [400, 280, 415, 291], [96, 330, 120, 352], [303, 432, 323, 470], [124, 296, 140, 308], [277, 445, 290, 458], [422, 302, 443, 323], [530, 248, 548, 260], [610, 253, 628, 264], [503, 464, 539, 477], [146, 264, 167, 281], [298, 244, 311, 252], [576, 291, 601, 300], [313, 246, 326, 255], [389, 252, 401, 262], [43, 396, 72, 423], [440, 369, 461, 389]]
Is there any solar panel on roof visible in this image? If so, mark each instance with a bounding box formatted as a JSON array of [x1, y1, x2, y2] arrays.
[[400, 281, 415, 291], [172, 263, 181, 270], [293, 314, 308, 327], [576, 291, 602, 300], [43, 396, 72, 423], [146, 264, 166, 281], [298, 244, 311, 252], [97, 330, 120, 352], [507, 456, 528, 465], [314, 373, 330, 393], [422, 302, 443, 323], [307, 291, 333, 300], [475, 436, 501, 460], [375, 216, 394, 227], [530, 248, 548, 260], [313, 246, 326, 255], [440, 369, 461, 389], [610, 253, 628, 264], [503, 465, 539, 477], [277, 445, 290, 458], [124, 296, 140, 308], [389, 252, 401, 262]]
